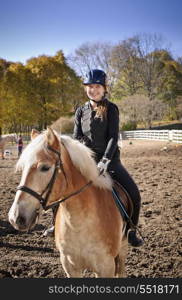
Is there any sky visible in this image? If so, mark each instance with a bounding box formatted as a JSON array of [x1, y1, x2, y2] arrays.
[[0, 0, 182, 63]]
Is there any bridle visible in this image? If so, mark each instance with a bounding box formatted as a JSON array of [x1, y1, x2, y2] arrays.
[[17, 144, 93, 211]]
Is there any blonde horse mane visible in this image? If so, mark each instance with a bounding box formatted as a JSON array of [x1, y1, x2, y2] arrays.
[[61, 135, 112, 190], [16, 131, 113, 190]]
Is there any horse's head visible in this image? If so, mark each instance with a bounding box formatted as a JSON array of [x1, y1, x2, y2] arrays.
[[9, 128, 67, 232]]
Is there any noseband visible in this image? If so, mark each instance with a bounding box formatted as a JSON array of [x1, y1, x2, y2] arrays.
[[17, 145, 67, 210]]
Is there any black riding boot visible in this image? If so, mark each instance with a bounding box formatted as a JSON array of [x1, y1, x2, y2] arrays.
[[108, 161, 143, 247], [127, 229, 143, 247], [112, 186, 143, 247], [126, 202, 143, 247]]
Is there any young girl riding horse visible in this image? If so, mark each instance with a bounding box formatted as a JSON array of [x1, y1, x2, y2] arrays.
[[73, 69, 143, 247]]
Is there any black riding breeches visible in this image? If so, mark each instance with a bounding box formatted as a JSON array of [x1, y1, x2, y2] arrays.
[[108, 159, 141, 226]]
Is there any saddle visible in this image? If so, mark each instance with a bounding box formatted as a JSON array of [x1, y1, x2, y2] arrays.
[[112, 181, 133, 222]]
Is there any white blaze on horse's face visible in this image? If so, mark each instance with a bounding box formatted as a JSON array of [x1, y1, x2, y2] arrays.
[[9, 128, 59, 232]]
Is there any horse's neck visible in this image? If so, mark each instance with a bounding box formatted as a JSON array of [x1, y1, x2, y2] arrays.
[[60, 143, 96, 210], [61, 143, 88, 192]]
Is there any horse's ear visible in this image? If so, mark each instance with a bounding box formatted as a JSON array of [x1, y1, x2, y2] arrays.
[[31, 129, 40, 140], [46, 127, 60, 149]]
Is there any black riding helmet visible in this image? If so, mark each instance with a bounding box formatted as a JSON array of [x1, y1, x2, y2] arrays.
[[83, 69, 106, 86]]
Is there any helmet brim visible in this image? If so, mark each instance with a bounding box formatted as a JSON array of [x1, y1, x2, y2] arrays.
[[83, 82, 106, 86]]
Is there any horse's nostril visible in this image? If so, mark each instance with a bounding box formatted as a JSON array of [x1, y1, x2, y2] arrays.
[[16, 215, 26, 226]]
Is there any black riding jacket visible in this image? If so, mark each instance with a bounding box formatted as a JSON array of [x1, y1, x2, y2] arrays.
[[73, 99, 120, 163]]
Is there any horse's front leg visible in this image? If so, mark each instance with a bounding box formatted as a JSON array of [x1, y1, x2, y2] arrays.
[[60, 253, 83, 278], [94, 255, 116, 278]]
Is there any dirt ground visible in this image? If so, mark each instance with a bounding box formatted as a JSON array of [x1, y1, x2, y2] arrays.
[[0, 139, 181, 278]]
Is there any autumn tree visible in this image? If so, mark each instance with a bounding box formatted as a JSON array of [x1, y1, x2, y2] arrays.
[[110, 34, 182, 122], [175, 97, 182, 120], [110, 34, 169, 100], [0, 61, 40, 133], [0, 59, 12, 133], [26, 50, 84, 129], [118, 95, 168, 129], [0, 51, 84, 132]]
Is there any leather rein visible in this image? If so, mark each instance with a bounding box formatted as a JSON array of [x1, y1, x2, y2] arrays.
[[17, 145, 93, 211]]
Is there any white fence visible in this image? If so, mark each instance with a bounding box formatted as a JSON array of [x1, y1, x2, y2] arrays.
[[121, 130, 182, 144]]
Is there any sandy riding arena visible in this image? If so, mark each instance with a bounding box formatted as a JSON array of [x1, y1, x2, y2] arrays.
[[0, 140, 181, 278]]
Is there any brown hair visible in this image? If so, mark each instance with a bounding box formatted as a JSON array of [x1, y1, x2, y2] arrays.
[[95, 97, 108, 120]]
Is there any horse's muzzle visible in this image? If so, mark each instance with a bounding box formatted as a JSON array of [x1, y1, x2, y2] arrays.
[[9, 210, 39, 232]]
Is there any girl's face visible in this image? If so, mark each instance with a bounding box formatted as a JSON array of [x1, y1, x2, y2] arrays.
[[85, 84, 105, 101]]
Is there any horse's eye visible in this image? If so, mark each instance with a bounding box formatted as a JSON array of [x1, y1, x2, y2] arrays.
[[40, 165, 51, 172]]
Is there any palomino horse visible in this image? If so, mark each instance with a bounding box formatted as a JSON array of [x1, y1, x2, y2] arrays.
[[0, 134, 16, 159], [9, 128, 129, 277]]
